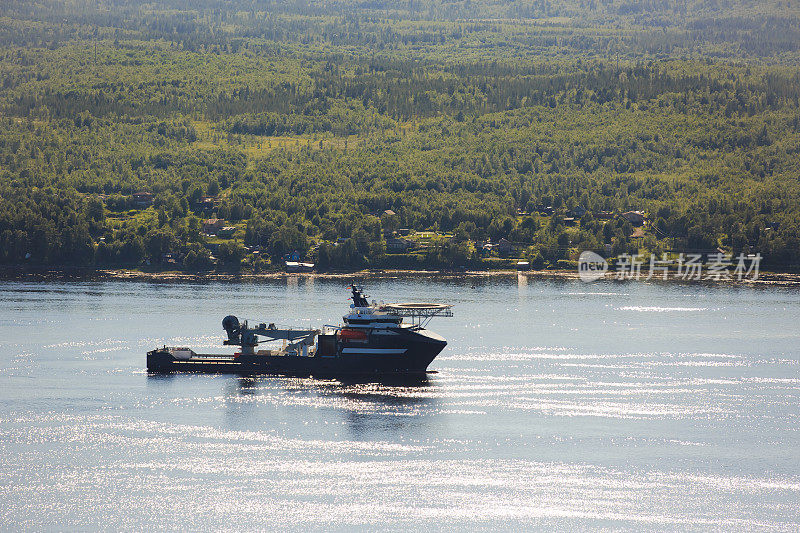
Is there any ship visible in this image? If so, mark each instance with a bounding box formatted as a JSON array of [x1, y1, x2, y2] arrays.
[[146, 284, 452, 376]]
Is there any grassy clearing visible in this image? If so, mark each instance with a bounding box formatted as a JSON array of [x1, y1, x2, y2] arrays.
[[192, 120, 360, 160]]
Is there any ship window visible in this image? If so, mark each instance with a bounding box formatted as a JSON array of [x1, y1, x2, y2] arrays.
[[346, 318, 401, 325]]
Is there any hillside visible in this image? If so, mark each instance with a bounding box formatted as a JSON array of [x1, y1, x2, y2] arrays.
[[1, 1, 799, 271]]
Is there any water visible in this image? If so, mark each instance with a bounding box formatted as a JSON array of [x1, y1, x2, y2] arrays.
[[1, 277, 799, 531]]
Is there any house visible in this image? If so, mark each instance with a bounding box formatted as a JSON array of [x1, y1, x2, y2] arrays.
[[161, 252, 180, 265], [202, 218, 225, 235], [495, 238, 513, 255], [382, 209, 397, 217], [481, 239, 513, 256], [667, 248, 728, 262], [386, 238, 414, 252], [563, 217, 576, 226], [537, 205, 554, 216], [596, 211, 615, 220], [196, 196, 218, 210], [285, 261, 314, 273], [620, 211, 645, 226], [216, 226, 236, 238], [131, 192, 154, 207], [516, 261, 530, 271], [397, 228, 412, 236], [571, 206, 587, 218]]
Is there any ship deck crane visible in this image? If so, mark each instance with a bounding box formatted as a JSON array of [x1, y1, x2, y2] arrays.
[[222, 315, 319, 355]]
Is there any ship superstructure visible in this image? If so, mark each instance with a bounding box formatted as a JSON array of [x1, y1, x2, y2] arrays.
[[147, 285, 452, 376]]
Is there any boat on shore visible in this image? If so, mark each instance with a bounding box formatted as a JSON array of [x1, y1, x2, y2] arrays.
[[146, 284, 452, 376]]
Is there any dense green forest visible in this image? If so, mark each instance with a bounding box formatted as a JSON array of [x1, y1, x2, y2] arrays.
[[1, 1, 799, 272]]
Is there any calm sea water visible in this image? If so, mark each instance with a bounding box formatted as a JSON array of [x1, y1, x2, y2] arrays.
[[0, 276, 798, 531]]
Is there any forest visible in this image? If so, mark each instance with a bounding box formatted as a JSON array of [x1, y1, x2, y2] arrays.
[[1, 0, 799, 272]]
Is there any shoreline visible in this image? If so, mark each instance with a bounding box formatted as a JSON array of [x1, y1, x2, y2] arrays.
[[1, 266, 799, 285]]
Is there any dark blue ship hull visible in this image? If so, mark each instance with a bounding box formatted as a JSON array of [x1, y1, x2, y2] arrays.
[[147, 327, 446, 376]]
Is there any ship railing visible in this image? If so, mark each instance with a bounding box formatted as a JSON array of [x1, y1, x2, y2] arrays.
[[192, 353, 234, 360], [380, 303, 453, 317], [379, 303, 453, 326]]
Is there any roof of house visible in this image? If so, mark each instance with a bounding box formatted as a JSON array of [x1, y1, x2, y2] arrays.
[[495, 238, 513, 250]]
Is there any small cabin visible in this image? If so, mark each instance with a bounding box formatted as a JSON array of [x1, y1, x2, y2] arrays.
[[197, 196, 218, 210], [285, 261, 314, 273], [216, 226, 236, 239], [495, 238, 513, 255], [161, 252, 180, 265], [202, 218, 225, 235], [386, 238, 413, 252], [131, 192, 154, 207], [571, 206, 587, 218], [620, 211, 645, 226]]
